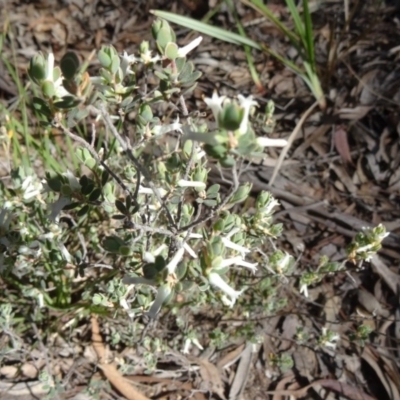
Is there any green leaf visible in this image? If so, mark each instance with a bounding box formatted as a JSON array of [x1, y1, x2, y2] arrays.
[[32, 97, 53, 118], [79, 175, 95, 195], [89, 188, 102, 202], [103, 235, 125, 253], [154, 70, 169, 80], [203, 199, 217, 207], [41, 80, 55, 98], [154, 255, 166, 271], [181, 82, 198, 95], [115, 199, 127, 215], [204, 143, 228, 159], [176, 261, 187, 280], [112, 214, 126, 220], [98, 47, 112, 68], [77, 204, 90, 217], [157, 26, 173, 50], [229, 183, 252, 204], [28, 53, 47, 83], [61, 184, 72, 196], [101, 170, 109, 186], [46, 175, 63, 192], [220, 156, 235, 168], [165, 42, 179, 60], [207, 184, 220, 195], [175, 57, 186, 73], [218, 103, 244, 131], [119, 246, 131, 256], [67, 108, 89, 128], [143, 263, 158, 279], [99, 68, 113, 82], [63, 202, 80, 210], [181, 71, 202, 85], [53, 66, 62, 82], [60, 51, 80, 80], [53, 96, 81, 109], [139, 104, 153, 122], [110, 55, 120, 75]]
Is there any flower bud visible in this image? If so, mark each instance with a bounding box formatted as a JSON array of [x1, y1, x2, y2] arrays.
[[229, 183, 252, 205], [28, 53, 47, 84], [192, 166, 208, 184], [218, 102, 244, 131]]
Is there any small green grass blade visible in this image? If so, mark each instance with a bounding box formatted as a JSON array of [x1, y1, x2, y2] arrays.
[[151, 10, 262, 49]]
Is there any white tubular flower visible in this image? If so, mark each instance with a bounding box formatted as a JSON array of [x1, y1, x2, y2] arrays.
[[0, 208, 12, 231], [276, 252, 292, 274], [138, 186, 167, 197], [166, 247, 185, 274], [208, 272, 243, 307], [46, 53, 55, 81], [256, 137, 288, 148], [152, 118, 182, 135], [177, 180, 206, 188], [46, 53, 70, 98], [21, 176, 43, 200], [182, 338, 191, 354], [263, 198, 280, 215], [143, 243, 168, 263], [143, 252, 155, 263], [64, 171, 81, 192], [177, 36, 203, 57], [183, 242, 197, 259], [140, 50, 161, 64], [221, 237, 250, 257], [188, 233, 203, 239], [120, 51, 137, 76], [356, 244, 375, 260], [237, 94, 258, 135], [204, 92, 226, 122], [299, 283, 309, 298], [219, 256, 258, 272], [59, 243, 72, 262], [182, 336, 204, 354], [147, 284, 172, 319], [119, 297, 129, 311], [320, 327, 340, 349], [154, 244, 168, 255]]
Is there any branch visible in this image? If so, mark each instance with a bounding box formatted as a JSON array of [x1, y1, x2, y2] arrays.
[[94, 104, 178, 234]]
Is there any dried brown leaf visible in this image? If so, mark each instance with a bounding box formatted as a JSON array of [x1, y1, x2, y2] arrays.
[[267, 378, 376, 400], [91, 316, 150, 400], [362, 345, 399, 400], [228, 343, 253, 400], [333, 125, 353, 165], [189, 356, 227, 400]]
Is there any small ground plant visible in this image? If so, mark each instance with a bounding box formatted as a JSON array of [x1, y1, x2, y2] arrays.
[[0, 18, 388, 381]]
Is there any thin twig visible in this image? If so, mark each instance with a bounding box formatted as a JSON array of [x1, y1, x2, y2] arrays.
[[54, 122, 136, 201], [129, 222, 174, 236], [95, 104, 178, 233], [179, 94, 189, 116], [54, 121, 153, 227], [176, 136, 197, 226]]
